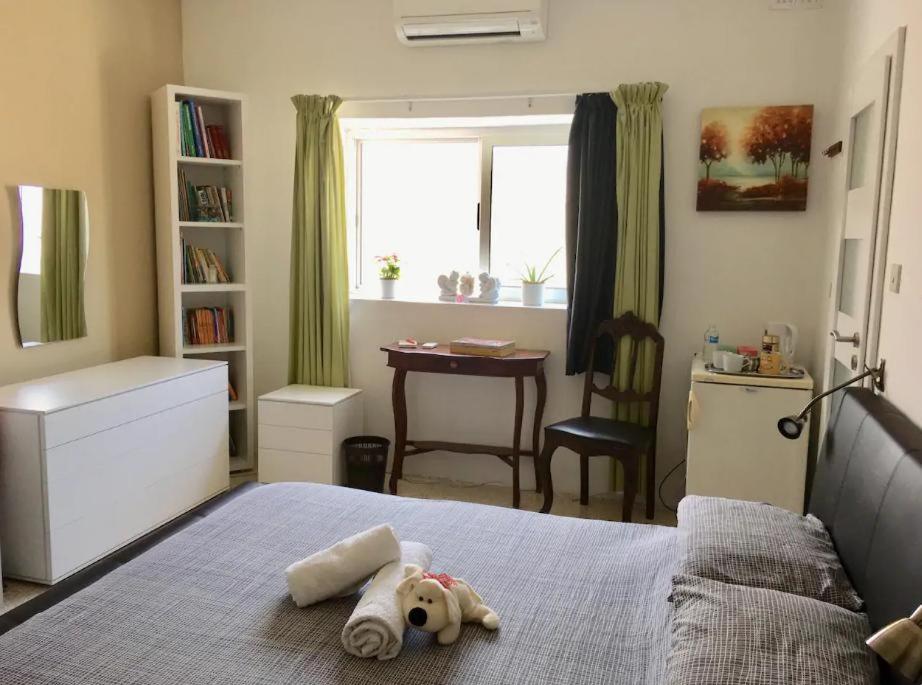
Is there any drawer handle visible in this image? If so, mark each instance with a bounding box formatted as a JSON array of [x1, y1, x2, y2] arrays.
[[449, 360, 459, 369], [741, 387, 759, 393]]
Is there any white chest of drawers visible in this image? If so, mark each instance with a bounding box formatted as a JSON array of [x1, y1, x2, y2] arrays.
[[258, 385, 363, 484], [0, 356, 230, 584]]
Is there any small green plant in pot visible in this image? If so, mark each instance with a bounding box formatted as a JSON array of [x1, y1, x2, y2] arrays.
[[376, 254, 400, 299], [520, 247, 561, 306]]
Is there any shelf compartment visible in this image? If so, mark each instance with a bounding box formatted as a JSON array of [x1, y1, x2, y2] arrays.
[[183, 343, 245, 354], [179, 221, 243, 229], [179, 156, 241, 167], [181, 283, 246, 293]]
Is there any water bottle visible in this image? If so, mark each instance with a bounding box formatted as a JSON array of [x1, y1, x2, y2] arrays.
[[703, 324, 719, 365]]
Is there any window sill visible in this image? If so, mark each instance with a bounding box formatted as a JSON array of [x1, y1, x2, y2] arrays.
[[349, 292, 567, 311]]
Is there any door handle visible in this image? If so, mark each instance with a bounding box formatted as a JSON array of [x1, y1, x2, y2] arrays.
[[830, 329, 860, 347]]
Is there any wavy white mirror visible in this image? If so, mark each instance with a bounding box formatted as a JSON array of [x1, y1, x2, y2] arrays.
[[15, 185, 89, 347]]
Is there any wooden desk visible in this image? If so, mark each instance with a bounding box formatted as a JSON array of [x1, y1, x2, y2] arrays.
[[380, 344, 549, 508]]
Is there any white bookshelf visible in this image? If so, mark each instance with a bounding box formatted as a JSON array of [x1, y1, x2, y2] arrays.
[[151, 84, 255, 474]]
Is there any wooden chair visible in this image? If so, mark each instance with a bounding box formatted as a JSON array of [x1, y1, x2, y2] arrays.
[[538, 312, 665, 522]]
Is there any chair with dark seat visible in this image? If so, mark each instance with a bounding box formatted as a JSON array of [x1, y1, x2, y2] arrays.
[[538, 312, 665, 522]]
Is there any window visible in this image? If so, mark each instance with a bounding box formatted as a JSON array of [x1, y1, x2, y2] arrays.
[[18, 185, 44, 275], [345, 118, 571, 303]]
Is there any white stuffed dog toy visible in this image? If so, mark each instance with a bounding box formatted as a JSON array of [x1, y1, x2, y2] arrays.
[[396, 565, 499, 645]]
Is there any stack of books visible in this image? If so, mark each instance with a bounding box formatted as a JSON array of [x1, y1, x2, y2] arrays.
[[183, 307, 234, 346], [177, 100, 232, 159], [181, 239, 231, 284], [449, 337, 516, 357], [177, 169, 233, 222]]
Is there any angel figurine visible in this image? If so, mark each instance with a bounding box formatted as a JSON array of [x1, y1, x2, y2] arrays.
[[437, 271, 460, 302], [469, 272, 501, 304], [458, 273, 475, 301]]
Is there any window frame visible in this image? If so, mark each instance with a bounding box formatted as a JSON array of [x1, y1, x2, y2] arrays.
[[344, 122, 570, 303]]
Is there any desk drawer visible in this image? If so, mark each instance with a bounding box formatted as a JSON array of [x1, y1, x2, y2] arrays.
[[259, 424, 332, 454], [397, 353, 514, 377], [44, 366, 227, 448], [258, 399, 333, 430]]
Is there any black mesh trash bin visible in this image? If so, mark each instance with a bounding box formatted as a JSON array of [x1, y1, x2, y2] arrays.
[[343, 436, 390, 493]]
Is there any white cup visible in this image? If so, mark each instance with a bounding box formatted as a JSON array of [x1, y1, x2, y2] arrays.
[[723, 352, 747, 373], [711, 351, 726, 370]]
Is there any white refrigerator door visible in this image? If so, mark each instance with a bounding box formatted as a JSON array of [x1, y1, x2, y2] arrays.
[[687, 380, 811, 513]]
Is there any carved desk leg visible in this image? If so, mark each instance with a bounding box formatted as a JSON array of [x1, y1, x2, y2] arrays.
[[512, 375, 524, 509], [389, 368, 408, 495], [532, 366, 547, 493]]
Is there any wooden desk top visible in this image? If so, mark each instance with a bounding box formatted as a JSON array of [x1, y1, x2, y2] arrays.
[[380, 343, 548, 360], [380, 344, 549, 377]]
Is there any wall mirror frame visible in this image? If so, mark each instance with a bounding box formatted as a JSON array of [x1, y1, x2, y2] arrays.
[[13, 185, 89, 348]]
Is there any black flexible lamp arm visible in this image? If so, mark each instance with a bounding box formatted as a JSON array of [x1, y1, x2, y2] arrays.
[[777, 360, 886, 440]]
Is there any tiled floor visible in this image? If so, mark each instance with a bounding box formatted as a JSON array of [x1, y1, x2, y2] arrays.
[[0, 479, 675, 616], [398, 477, 678, 526], [1, 579, 45, 615]]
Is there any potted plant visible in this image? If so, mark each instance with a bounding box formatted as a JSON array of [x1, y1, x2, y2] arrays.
[[375, 254, 400, 299], [520, 248, 561, 306]]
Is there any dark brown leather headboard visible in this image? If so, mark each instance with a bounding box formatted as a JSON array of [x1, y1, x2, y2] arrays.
[[809, 388, 922, 685]]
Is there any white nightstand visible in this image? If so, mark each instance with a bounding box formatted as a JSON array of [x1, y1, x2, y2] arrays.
[[257, 385, 364, 484]]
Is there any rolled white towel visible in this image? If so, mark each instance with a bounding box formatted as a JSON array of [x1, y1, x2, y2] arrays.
[[285, 524, 401, 608], [341, 541, 433, 660]]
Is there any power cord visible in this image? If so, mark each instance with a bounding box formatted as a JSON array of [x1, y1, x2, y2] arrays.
[[658, 458, 686, 514]]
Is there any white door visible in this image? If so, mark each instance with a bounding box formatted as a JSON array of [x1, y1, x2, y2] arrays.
[[824, 30, 905, 420]]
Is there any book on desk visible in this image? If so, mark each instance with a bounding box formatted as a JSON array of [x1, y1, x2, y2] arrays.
[[449, 337, 516, 357]]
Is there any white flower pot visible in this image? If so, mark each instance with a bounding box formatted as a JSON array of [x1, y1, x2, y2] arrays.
[[521, 282, 545, 307], [380, 279, 397, 299]]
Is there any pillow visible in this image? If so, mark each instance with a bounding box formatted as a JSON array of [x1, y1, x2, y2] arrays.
[[677, 495, 863, 611], [666, 574, 878, 685]]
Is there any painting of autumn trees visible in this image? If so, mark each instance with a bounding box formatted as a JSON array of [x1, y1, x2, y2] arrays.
[[697, 105, 813, 211]]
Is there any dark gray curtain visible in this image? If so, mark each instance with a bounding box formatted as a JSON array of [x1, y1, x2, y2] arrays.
[[565, 93, 618, 375]]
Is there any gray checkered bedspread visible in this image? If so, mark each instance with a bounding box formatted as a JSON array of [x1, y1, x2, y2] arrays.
[[0, 483, 681, 684]]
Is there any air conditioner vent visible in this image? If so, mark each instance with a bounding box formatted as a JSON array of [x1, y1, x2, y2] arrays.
[[394, 0, 547, 46]]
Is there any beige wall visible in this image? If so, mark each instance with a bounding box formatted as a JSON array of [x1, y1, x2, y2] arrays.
[[820, 1, 922, 426], [182, 0, 847, 497], [0, 0, 182, 383]]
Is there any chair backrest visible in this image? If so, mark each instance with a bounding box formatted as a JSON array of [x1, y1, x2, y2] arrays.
[[581, 312, 665, 427]]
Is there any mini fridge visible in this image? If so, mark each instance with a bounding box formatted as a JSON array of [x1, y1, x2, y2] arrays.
[[685, 357, 814, 513]]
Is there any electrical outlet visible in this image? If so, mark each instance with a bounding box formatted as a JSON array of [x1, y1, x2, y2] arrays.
[[888, 264, 902, 294]]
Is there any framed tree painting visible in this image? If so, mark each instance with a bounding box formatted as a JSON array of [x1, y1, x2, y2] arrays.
[[697, 105, 813, 211]]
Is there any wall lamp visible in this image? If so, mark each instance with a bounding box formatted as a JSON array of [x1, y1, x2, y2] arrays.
[[777, 360, 886, 440]]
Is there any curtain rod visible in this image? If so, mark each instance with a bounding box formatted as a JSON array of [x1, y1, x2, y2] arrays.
[[339, 91, 579, 104]]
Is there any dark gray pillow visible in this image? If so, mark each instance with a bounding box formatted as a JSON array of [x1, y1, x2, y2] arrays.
[[677, 495, 863, 611], [666, 575, 878, 685]]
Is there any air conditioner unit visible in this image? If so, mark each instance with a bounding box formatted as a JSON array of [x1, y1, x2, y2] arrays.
[[394, 0, 548, 46]]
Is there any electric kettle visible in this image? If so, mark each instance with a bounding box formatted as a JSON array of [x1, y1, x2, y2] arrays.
[[766, 321, 798, 366]]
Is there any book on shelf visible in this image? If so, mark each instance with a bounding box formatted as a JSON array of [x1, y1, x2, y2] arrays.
[[180, 238, 231, 284], [177, 99, 232, 159], [228, 382, 238, 402], [176, 170, 233, 223], [449, 337, 516, 357], [182, 306, 234, 346]]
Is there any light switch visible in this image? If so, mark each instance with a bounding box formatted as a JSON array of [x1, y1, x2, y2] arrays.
[[889, 263, 902, 293]]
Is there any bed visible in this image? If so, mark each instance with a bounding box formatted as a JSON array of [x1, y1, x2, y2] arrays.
[[0, 387, 919, 684]]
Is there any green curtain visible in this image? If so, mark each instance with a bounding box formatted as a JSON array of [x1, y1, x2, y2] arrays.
[[289, 94, 350, 386], [40, 189, 86, 342], [610, 82, 668, 488]]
